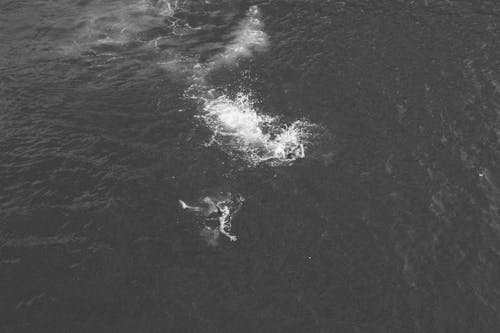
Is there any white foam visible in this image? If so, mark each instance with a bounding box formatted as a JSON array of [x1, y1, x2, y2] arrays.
[[154, 0, 184, 17], [153, 5, 268, 79], [65, 0, 185, 53], [212, 5, 268, 66], [159, 5, 318, 166], [179, 6, 316, 166], [204, 93, 272, 143], [200, 93, 312, 165]]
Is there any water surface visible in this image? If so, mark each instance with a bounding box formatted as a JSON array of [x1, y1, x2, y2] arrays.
[[1, 1, 500, 332]]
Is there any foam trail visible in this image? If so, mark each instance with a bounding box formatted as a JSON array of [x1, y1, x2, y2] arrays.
[[64, 0, 188, 54], [154, 0, 183, 17], [181, 5, 269, 90], [172, 4, 327, 245], [175, 5, 268, 75], [180, 6, 315, 165], [212, 5, 268, 66]]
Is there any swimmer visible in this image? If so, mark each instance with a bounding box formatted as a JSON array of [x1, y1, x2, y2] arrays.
[[179, 194, 244, 242]]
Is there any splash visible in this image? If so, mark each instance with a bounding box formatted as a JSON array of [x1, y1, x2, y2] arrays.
[[168, 4, 323, 166], [179, 6, 315, 166], [200, 92, 312, 165]]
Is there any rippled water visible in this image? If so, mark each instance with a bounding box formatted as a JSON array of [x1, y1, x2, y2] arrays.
[[1, 0, 500, 332]]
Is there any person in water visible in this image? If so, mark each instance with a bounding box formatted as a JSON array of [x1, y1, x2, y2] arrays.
[[179, 194, 243, 242]]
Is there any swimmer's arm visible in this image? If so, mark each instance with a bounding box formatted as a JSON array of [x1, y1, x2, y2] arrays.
[[179, 200, 203, 212]]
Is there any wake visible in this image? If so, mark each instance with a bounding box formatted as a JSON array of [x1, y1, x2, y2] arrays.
[[175, 4, 330, 244], [183, 6, 317, 166]]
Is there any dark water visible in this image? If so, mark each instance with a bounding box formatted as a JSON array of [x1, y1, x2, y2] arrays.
[[1, 0, 500, 332]]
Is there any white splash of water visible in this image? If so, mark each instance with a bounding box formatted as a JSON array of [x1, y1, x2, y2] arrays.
[[179, 6, 315, 166], [200, 92, 312, 165], [150, 4, 318, 166]]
